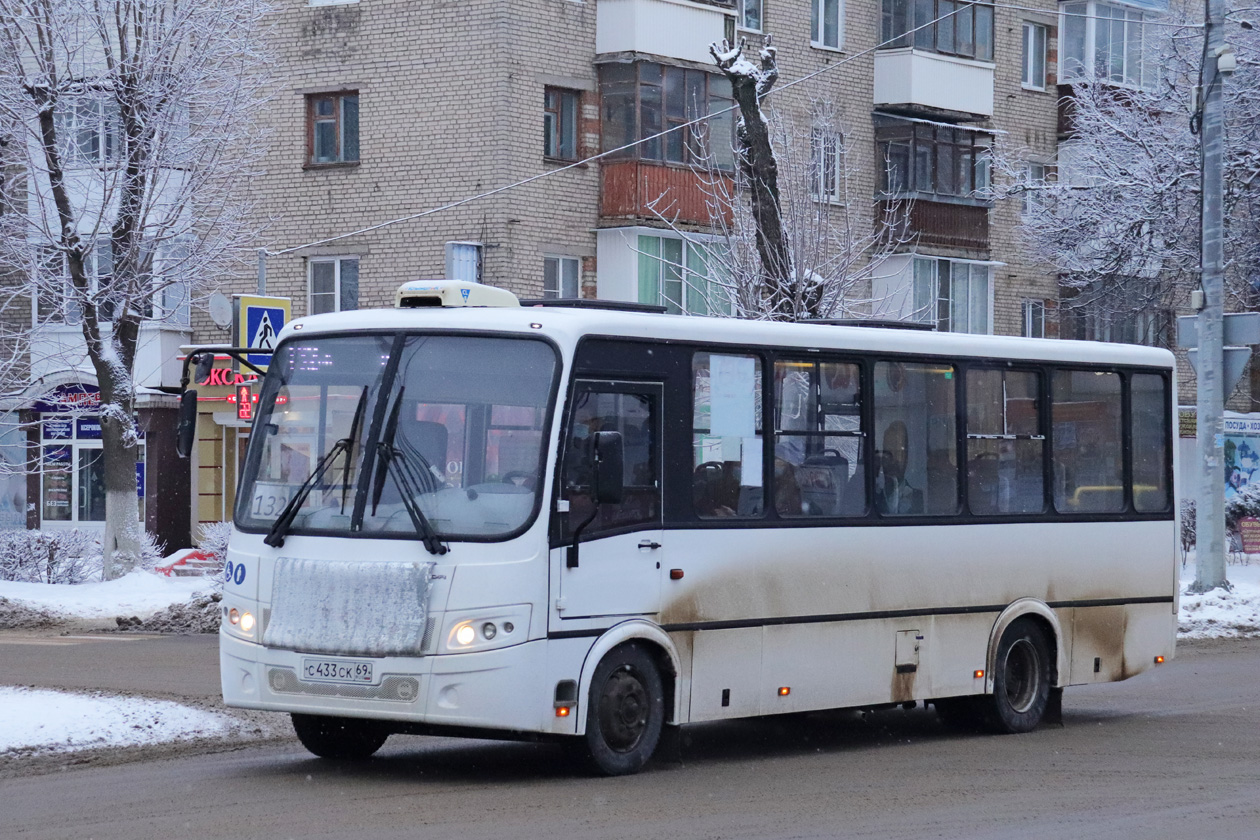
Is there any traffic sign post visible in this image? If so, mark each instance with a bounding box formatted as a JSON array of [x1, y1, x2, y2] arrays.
[[234, 295, 290, 371]]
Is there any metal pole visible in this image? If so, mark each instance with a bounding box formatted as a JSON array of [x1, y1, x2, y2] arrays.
[[257, 249, 267, 296], [1193, 0, 1228, 593]]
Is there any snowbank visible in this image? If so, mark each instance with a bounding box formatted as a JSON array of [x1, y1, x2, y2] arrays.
[[1178, 558, 1260, 639], [0, 687, 235, 755], [0, 569, 210, 621]]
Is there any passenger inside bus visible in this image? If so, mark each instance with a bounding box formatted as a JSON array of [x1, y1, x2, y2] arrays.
[[874, 420, 924, 515]]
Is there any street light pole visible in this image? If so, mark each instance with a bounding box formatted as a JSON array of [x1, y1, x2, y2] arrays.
[[1193, 0, 1229, 593]]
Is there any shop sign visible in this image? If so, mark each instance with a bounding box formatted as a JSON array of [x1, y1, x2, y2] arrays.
[[33, 384, 100, 413], [136, 462, 145, 498], [76, 417, 103, 439], [43, 419, 73, 440], [236, 295, 290, 370], [200, 368, 259, 388]]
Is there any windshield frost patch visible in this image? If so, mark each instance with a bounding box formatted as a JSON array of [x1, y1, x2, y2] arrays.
[[265, 558, 436, 657]]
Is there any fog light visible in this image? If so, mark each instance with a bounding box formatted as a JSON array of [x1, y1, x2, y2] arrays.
[[482, 622, 497, 640], [503, 622, 514, 634], [455, 624, 476, 646], [240, 612, 255, 633], [229, 608, 240, 626]]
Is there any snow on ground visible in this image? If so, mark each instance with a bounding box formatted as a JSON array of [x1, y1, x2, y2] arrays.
[[0, 569, 210, 620], [1178, 556, 1260, 639], [0, 687, 235, 756]]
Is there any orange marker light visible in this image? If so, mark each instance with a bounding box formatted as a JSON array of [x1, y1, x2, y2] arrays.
[[778, 686, 790, 696], [1154, 655, 1165, 664], [973, 670, 985, 679], [555, 706, 571, 718], [669, 569, 684, 580]]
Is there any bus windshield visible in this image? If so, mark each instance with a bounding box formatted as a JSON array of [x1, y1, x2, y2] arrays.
[[236, 332, 558, 541]]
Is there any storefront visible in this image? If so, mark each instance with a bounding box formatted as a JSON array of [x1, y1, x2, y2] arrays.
[[187, 356, 261, 533], [0, 379, 189, 549]]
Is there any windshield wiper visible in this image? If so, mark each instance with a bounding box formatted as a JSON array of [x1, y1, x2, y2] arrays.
[[369, 388, 448, 556], [264, 387, 368, 549]]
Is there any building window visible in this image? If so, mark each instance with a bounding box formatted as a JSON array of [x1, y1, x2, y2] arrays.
[[544, 88, 579, 160], [446, 242, 483, 283], [1022, 299, 1046, 337], [40, 416, 144, 524], [812, 0, 843, 49], [739, 0, 762, 31], [308, 257, 359, 315], [1022, 22, 1048, 89], [307, 92, 359, 165], [36, 238, 187, 325], [811, 129, 844, 203], [637, 235, 729, 316], [1023, 161, 1048, 215], [599, 62, 736, 170], [53, 97, 119, 164], [544, 256, 581, 298], [913, 257, 990, 334], [1061, 2, 1150, 87], [881, 0, 994, 61], [876, 117, 992, 200], [1060, 279, 1169, 346]]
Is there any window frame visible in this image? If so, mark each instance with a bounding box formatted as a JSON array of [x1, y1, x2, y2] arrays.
[[544, 255, 582, 299], [880, 0, 994, 61], [306, 91, 360, 166], [1022, 21, 1049, 90], [912, 257, 992, 334], [635, 233, 730, 316], [811, 0, 845, 51], [544, 87, 580, 161], [737, 0, 763, 32], [876, 117, 993, 202], [1022, 299, 1047, 338], [307, 256, 360, 315], [811, 129, 845, 204], [445, 241, 484, 284], [1059, 1, 1150, 88]]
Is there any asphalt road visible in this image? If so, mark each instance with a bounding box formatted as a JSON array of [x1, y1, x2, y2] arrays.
[[2, 635, 1259, 840]]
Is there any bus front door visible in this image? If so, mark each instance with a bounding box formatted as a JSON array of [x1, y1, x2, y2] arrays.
[[556, 380, 663, 619]]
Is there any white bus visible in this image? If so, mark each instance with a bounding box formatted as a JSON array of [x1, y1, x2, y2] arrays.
[[210, 281, 1177, 775]]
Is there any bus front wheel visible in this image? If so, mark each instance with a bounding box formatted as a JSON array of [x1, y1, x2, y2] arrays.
[[983, 618, 1052, 734], [291, 713, 389, 760], [581, 643, 664, 776]]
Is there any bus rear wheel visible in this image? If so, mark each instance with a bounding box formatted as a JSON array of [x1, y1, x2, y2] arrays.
[[982, 618, 1052, 734], [581, 643, 664, 776], [291, 713, 389, 760]]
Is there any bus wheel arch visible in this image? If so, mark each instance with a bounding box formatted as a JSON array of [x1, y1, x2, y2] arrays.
[[987, 599, 1064, 690], [983, 602, 1062, 733], [575, 621, 681, 737]]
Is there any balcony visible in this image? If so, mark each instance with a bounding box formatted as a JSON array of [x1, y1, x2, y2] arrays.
[[31, 322, 193, 391], [600, 160, 732, 226], [873, 48, 994, 119], [881, 199, 989, 252], [596, 0, 732, 65]]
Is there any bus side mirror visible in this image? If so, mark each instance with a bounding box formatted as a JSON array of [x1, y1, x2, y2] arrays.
[[193, 352, 215, 384], [176, 390, 198, 459], [593, 431, 625, 505]]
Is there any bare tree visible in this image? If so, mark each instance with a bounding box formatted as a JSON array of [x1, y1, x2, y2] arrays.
[[647, 87, 914, 321], [0, 0, 270, 575], [990, 1, 1260, 349]]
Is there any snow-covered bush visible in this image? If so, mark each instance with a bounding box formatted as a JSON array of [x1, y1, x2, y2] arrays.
[[197, 522, 232, 568], [0, 529, 101, 584], [123, 529, 166, 572]]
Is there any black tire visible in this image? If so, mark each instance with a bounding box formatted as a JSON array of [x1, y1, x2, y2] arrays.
[[581, 643, 665, 776], [291, 713, 389, 760], [982, 618, 1052, 734]]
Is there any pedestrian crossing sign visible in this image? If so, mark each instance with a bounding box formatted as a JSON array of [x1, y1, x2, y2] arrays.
[[235, 295, 291, 370]]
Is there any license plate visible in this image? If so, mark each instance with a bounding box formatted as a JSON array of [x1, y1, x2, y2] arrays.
[[301, 657, 374, 685]]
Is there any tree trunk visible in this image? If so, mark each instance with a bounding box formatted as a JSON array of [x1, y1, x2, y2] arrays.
[[711, 39, 796, 318]]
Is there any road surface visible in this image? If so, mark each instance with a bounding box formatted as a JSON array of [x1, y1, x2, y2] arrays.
[[2, 634, 1258, 840]]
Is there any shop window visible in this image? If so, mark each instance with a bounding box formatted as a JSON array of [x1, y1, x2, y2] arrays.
[[39, 414, 144, 524]]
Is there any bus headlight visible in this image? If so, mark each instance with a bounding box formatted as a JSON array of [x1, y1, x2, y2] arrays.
[[442, 605, 532, 653], [222, 602, 258, 641]]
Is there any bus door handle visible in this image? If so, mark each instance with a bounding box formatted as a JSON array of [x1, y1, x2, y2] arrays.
[[638, 540, 661, 550]]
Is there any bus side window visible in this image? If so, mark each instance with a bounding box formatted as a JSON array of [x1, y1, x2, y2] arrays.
[[692, 353, 764, 518], [872, 361, 958, 516], [561, 385, 661, 538], [1052, 370, 1123, 513]]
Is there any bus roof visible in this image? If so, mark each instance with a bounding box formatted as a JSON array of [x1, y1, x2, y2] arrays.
[[277, 305, 1175, 369]]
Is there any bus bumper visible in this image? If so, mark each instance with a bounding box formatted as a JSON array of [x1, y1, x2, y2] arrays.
[[220, 631, 569, 734]]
